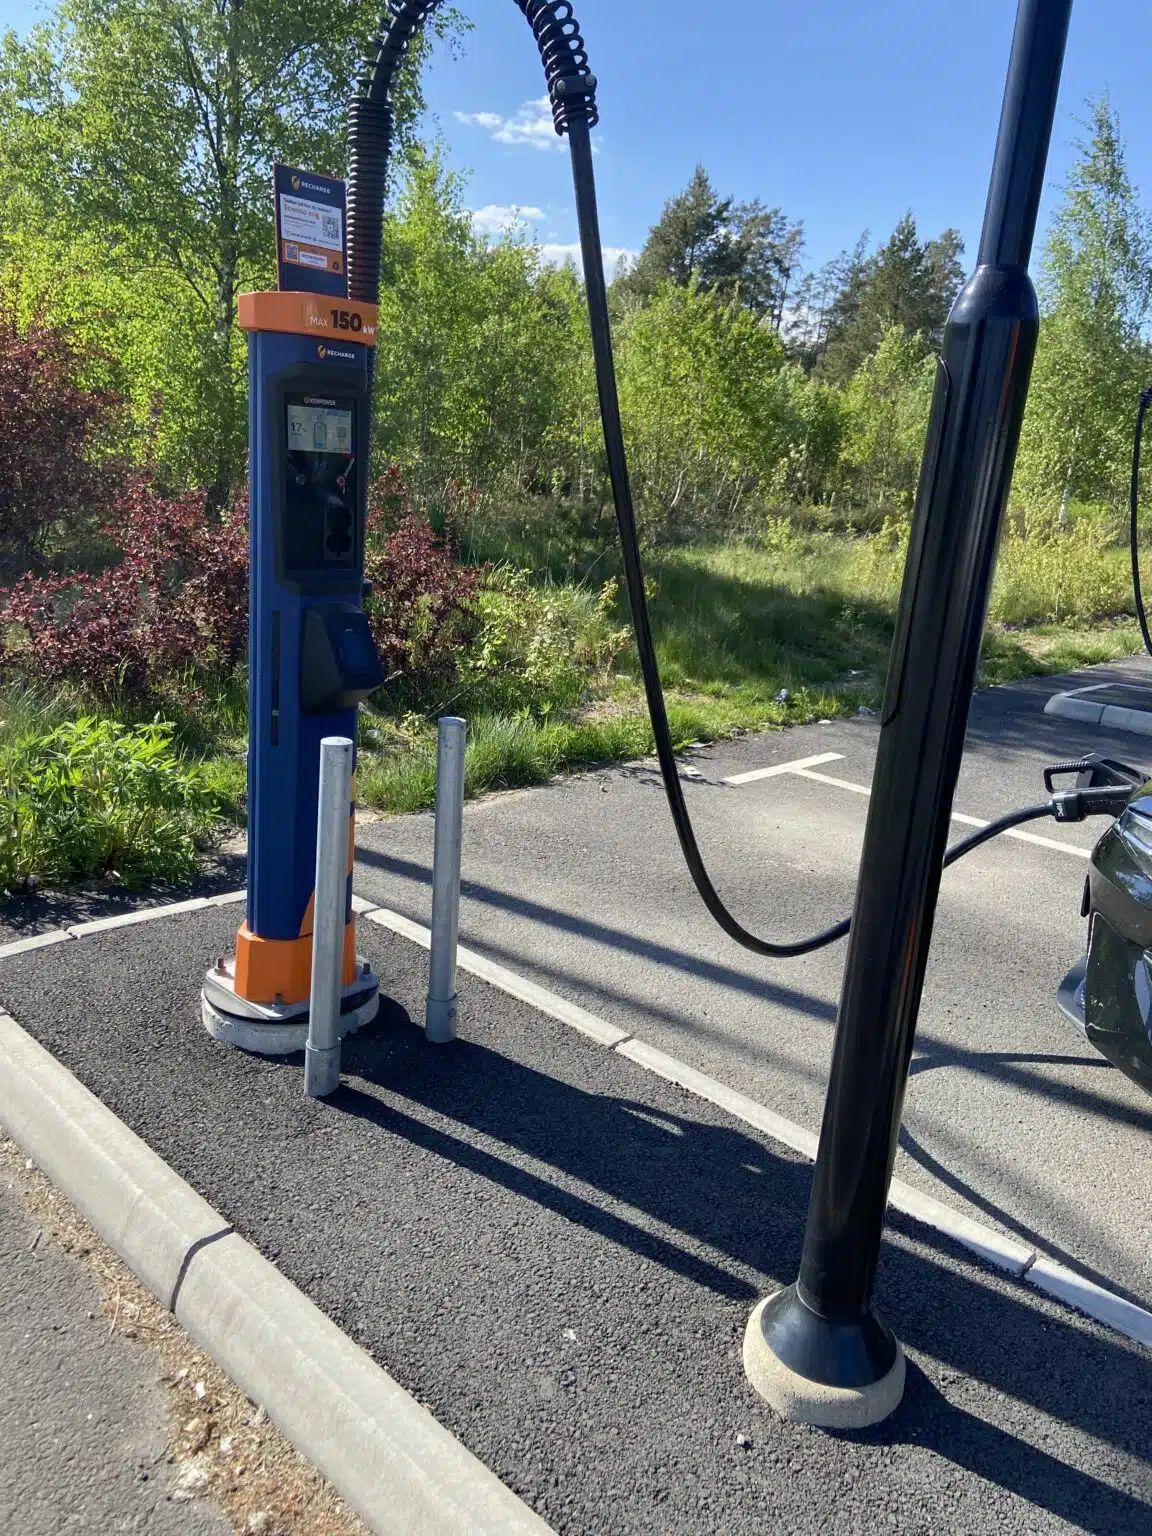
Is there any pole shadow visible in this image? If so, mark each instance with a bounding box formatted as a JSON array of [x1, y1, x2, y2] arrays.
[[328, 999, 1151, 1531]]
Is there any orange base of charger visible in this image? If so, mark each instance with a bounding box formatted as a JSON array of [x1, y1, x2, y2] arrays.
[[233, 921, 359, 1007]]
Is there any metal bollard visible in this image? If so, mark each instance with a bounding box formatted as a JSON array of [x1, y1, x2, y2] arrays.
[[426, 718, 466, 1043], [304, 736, 355, 1098]]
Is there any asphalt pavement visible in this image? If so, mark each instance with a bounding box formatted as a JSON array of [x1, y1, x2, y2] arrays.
[[0, 1161, 229, 1535], [350, 659, 1152, 1308], [0, 909, 1148, 1534]]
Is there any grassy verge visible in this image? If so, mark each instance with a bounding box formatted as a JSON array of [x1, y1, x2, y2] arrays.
[[354, 533, 1147, 815], [4, 526, 1146, 870]]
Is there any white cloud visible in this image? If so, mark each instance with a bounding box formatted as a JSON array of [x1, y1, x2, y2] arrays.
[[539, 243, 637, 278], [455, 96, 561, 152], [469, 203, 546, 236], [465, 203, 636, 278]]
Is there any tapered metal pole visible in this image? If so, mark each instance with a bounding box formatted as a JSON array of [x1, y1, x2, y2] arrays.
[[304, 736, 355, 1098], [426, 718, 466, 1044], [745, 0, 1073, 1427]]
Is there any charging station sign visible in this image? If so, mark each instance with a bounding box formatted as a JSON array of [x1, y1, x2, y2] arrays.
[[274, 165, 347, 299]]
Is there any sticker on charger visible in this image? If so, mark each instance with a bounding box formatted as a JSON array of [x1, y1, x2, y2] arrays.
[[273, 165, 347, 299], [279, 194, 343, 252]]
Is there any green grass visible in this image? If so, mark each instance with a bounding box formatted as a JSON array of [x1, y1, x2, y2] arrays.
[[355, 523, 1149, 815], [0, 715, 221, 894]]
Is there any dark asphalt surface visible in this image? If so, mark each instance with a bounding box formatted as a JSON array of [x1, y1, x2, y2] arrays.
[[350, 660, 1152, 1308], [0, 907, 1149, 1534], [0, 1164, 228, 1534]]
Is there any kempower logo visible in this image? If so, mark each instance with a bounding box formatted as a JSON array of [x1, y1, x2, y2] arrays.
[[304, 396, 337, 407]]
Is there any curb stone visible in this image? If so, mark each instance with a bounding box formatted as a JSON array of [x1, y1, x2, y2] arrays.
[[0, 1010, 553, 1536]]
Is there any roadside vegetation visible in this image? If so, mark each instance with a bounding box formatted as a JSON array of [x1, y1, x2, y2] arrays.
[[1, 3, 1150, 893]]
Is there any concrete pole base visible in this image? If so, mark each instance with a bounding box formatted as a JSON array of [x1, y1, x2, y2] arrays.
[[743, 1292, 906, 1430], [425, 994, 458, 1045], [304, 1042, 342, 1099]]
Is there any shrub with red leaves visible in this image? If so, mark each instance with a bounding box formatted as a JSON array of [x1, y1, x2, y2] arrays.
[[1, 459, 481, 706], [0, 475, 248, 697], [364, 468, 482, 705], [0, 303, 124, 574]]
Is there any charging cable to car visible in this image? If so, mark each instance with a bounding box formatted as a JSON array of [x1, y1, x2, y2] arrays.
[[349, 1, 1144, 960]]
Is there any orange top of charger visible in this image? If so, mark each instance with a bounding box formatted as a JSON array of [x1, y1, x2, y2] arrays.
[[237, 291, 378, 345]]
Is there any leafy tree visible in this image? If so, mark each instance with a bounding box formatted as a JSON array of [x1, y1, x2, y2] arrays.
[[373, 154, 590, 501], [0, 0, 462, 504], [773, 370, 843, 505], [618, 165, 802, 326], [0, 299, 124, 574], [613, 278, 795, 536], [839, 326, 937, 513], [1014, 99, 1152, 520]]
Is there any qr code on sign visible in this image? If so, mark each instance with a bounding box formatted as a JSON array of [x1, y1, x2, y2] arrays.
[[284, 242, 300, 262], [322, 214, 339, 241]]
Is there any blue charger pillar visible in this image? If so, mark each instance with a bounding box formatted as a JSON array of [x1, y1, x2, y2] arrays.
[[201, 290, 385, 1051]]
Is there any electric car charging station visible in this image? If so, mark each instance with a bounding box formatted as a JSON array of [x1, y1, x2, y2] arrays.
[[197, 0, 1146, 1431], [200, 175, 386, 1052], [201, 0, 1152, 1428], [5, 0, 1152, 1526]]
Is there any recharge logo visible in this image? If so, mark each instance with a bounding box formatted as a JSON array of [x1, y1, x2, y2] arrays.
[[317, 344, 357, 364]]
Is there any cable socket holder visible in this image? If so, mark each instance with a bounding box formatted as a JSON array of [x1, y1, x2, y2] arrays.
[[550, 71, 598, 131]]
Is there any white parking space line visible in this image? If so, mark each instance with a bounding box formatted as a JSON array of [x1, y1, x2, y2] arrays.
[[742, 763, 1093, 862], [791, 767, 871, 797], [723, 751, 844, 786]]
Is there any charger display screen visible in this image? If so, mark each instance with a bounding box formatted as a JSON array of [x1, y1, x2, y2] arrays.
[[286, 402, 352, 456], [283, 391, 358, 574]]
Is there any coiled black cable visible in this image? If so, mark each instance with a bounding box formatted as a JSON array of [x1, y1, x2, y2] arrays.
[[1129, 385, 1152, 658], [348, 1, 1084, 958]]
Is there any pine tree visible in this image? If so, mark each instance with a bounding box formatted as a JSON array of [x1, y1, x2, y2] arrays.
[[820, 215, 965, 382], [618, 167, 732, 299], [617, 166, 802, 326]]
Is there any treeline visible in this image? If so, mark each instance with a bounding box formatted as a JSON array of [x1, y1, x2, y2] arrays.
[[1, 2, 1150, 548]]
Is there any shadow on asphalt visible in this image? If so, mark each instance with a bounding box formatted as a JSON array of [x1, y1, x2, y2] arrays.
[[896, 1121, 1150, 1312], [357, 843, 1152, 1144], [356, 844, 844, 1027], [337, 1002, 1150, 1535], [964, 664, 1152, 763]]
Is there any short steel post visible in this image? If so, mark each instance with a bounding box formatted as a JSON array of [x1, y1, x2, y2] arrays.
[[426, 717, 466, 1044], [744, 0, 1072, 1428], [304, 736, 354, 1098]]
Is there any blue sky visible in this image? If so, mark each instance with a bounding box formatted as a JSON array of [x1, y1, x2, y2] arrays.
[[4, 1, 1152, 277]]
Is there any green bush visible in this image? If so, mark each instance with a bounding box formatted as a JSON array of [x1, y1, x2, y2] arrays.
[[989, 518, 1133, 624], [458, 567, 631, 715], [0, 718, 219, 894]]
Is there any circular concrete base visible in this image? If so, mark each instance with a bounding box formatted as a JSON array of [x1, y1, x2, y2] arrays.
[[743, 1292, 906, 1429], [202, 987, 380, 1055]]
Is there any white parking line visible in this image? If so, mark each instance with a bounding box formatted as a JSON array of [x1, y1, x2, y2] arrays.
[[792, 766, 1092, 860], [723, 751, 844, 786]]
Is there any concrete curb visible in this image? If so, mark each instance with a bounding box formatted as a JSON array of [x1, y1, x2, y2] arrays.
[[0, 1012, 228, 1304], [0, 1009, 552, 1536], [1044, 683, 1152, 737]]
